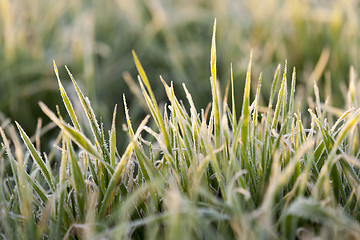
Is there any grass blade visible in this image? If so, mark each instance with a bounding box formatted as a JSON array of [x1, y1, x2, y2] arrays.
[[16, 122, 56, 191], [210, 19, 221, 148], [98, 115, 150, 218], [65, 66, 111, 165], [53, 61, 81, 131], [39, 102, 107, 165], [240, 51, 253, 148], [110, 105, 117, 168], [132, 51, 171, 154]]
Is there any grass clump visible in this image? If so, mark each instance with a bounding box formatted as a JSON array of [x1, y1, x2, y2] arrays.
[[1, 20, 360, 240], [1, 0, 359, 137]]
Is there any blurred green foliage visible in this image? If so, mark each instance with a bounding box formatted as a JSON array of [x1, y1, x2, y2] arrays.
[[1, 0, 359, 134]]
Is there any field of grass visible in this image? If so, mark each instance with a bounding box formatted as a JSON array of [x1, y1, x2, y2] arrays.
[[1, 18, 360, 239], [1, 0, 359, 136]]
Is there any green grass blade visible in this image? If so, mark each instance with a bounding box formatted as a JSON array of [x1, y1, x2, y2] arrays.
[[252, 73, 262, 135], [182, 83, 201, 150], [0, 127, 22, 198], [271, 61, 287, 131], [1, 129, 48, 204], [210, 19, 221, 148], [98, 115, 150, 218], [53, 61, 81, 131], [230, 63, 237, 131], [123, 94, 158, 182], [261, 64, 281, 172], [132, 51, 171, 153], [288, 67, 296, 116], [16, 122, 56, 191], [67, 136, 87, 220], [53, 137, 68, 239], [110, 105, 117, 168], [39, 102, 109, 167], [240, 51, 253, 148], [201, 127, 226, 200], [161, 79, 193, 165], [309, 109, 360, 202], [65, 66, 111, 165]]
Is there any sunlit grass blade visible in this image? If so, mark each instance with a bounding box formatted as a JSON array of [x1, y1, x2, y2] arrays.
[[109, 105, 117, 168], [132, 50, 171, 153], [39, 102, 107, 165], [210, 19, 221, 148], [53, 61, 81, 131], [16, 122, 56, 191], [239, 51, 253, 161], [271, 61, 287, 131], [135, 75, 178, 175], [288, 67, 296, 116], [230, 63, 237, 131], [161, 78, 193, 167], [65, 66, 111, 164], [252, 73, 262, 135], [62, 66, 112, 199]]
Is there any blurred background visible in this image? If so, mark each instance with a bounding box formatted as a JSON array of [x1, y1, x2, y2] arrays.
[[0, 0, 359, 143]]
